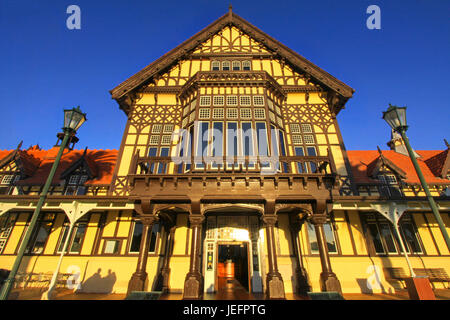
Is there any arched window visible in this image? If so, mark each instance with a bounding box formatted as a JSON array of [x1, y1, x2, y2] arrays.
[[222, 61, 230, 71], [232, 61, 241, 71], [242, 60, 251, 70], [211, 61, 220, 71]]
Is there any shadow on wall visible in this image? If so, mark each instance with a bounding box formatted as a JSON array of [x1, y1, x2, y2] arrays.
[[80, 268, 117, 293]]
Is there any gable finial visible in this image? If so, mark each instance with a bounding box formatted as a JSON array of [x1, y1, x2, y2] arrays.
[[228, 4, 233, 20], [377, 145, 382, 155], [16, 140, 23, 151], [445, 139, 450, 149]]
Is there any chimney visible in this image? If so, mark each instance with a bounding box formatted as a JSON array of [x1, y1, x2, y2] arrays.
[[387, 129, 421, 158]]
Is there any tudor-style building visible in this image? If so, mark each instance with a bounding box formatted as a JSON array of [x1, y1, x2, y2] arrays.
[[0, 9, 449, 299]]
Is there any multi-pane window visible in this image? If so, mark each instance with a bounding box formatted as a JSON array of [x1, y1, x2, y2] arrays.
[[0, 213, 17, 254], [222, 61, 230, 71], [163, 124, 174, 133], [212, 108, 224, 119], [226, 108, 238, 119], [304, 135, 315, 144], [161, 135, 172, 145], [213, 96, 225, 106], [27, 213, 56, 254], [65, 173, 88, 195], [149, 135, 160, 145], [152, 124, 163, 134], [199, 96, 211, 106], [226, 96, 238, 106], [290, 124, 301, 133], [242, 61, 251, 71], [378, 174, 402, 197], [253, 96, 264, 106], [292, 135, 303, 145], [240, 96, 251, 106], [1, 175, 14, 185], [301, 123, 313, 133], [211, 61, 220, 71], [57, 216, 88, 254], [129, 221, 160, 254], [254, 109, 266, 119], [199, 108, 211, 119], [363, 213, 423, 255], [306, 220, 338, 254], [232, 61, 241, 71], [240, 108, 252, 119]]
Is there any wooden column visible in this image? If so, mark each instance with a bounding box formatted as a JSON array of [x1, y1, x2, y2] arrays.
[[127, 215, 159, 294], [161, 225, 176, 293], [182, 214, 205, 299], [309, 214, 342, 294], [262, 200, 285, 299], [289, 214, 311, 295]]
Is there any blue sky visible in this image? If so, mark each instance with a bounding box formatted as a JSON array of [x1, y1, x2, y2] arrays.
[[0, 0, 448, 151]]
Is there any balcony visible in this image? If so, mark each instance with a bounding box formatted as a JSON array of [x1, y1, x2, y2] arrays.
[[127, 153, 339, 197]]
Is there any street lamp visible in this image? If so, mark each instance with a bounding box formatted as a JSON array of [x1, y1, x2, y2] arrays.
[[0, 107, 86, 300], [382, 104, 450, 251]]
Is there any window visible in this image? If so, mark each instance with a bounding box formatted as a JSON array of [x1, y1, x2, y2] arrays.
[[213, 96, 225, 106], [240, 108, 252, 119], [226, 95, 238, 106], [232, 61, 241, 71], [163, 124, 174, 133], [290, 124, 301, 133], [211, 61, 220, 71], [226, 122, 239, 168], [199, 108, 210, 119], [149, 135, 160, 145], [292, 135, 303, 145], [242, 122, 255, 168], [104, 240, 120, 254], [57, 216, 88, 254], [1, 175, 14, 185], [378, 174, 402, 197], [152, 124, 162, 134], [0, 213, 17, 254], [68, 175, 79, 185], [212, 108, 224, 119], [226, 108, 238, 119], [304, 135, 315, 144], [222, 61, 230, 71], [65, 174, 88, 195], [211, 122, 224, 168], [254, 108, 266, 119], [239, 96, 251, 106], [28, 213, 55, 254], [199, 96, 211, 106], [129, 221, 160, 253], [253, 96, 264, 106], [242, 61, 251, 71], [161, 135, 171, 145], [363, 214, 423, 255], [306, 221, 338, 254], [301, 123, 313, 133]]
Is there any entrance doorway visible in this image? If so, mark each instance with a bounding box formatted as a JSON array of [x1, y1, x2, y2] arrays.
[[217, 243, 250, 292]]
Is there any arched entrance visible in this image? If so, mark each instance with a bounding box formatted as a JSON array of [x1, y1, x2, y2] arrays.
[[202, 205, 264, 295]]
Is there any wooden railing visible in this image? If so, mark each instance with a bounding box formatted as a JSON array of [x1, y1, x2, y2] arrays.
[[129, 152, 337, 178]]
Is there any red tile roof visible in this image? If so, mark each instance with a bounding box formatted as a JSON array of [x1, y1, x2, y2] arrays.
[[347, 150, 450, 185], [0, 146, 118, 186]]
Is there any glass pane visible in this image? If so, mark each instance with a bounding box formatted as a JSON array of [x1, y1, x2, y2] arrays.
[[70, 223, 87, 253], [306, 147, 316, 156], [158, 147, 170, 174], [367, 223, 385, 254], [306, 222, 319, 254], [379, 223, 397, 253], [401, 223, 422, 253], [227, 122, 239, 167], [130, 222, 143, 253], [31, 222, 53, 254], [58, 225, 70, 252], [323, 223, 338, 253], [104, 240, 119, 254], [149, 223, 159, 253], [212, 122, 223, 169]]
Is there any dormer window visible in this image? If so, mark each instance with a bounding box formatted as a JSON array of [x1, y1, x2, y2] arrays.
[[378, 173, 402, 198], [65, 174, 88, 195], [0, 174, 20, 195]]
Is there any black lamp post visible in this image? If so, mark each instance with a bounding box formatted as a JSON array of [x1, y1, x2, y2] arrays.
[[382, 104, 450, 250], [0, 107, 86, 300]]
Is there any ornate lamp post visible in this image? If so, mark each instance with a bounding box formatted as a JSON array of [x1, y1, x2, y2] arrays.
[[0, 107, 86, 300], [382, 105, 450, 251]]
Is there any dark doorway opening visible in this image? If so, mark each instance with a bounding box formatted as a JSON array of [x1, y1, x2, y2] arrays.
[[217, 243, 249, 292]]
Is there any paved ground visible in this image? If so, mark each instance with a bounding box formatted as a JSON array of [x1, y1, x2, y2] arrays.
[[6, 285, 450, 300]]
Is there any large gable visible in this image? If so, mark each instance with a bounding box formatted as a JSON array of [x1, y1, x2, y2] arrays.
[[110, 9, 354, 108]]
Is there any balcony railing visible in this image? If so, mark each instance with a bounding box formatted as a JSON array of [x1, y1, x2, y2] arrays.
[[128, 151, 337, 178]]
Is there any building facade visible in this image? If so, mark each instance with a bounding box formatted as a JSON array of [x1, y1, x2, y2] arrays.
[[0, 10, 449, 299]]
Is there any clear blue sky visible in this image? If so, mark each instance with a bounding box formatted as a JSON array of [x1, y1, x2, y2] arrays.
[[0, 0, 448, 151]]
